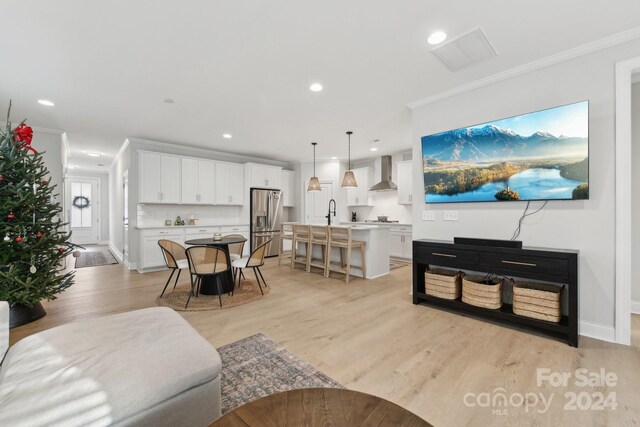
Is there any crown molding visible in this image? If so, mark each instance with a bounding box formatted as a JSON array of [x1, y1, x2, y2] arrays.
[[32, 125, 64, 135], [109, 138, 130, 170], [407, 26, 640, 110]]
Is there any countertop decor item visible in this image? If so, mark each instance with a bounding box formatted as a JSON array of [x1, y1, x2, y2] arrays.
[[213, 233, 222, 241], [341, 131, 358, 188], [307, 142, 321, 192], [377, 215, 388, 222]]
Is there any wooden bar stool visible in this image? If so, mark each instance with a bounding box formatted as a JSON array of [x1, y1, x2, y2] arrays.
[[308, 225, 329, 275], [279, 223, 295, 266], [327, 226, 366, 284], [291, 224, 311, 270]]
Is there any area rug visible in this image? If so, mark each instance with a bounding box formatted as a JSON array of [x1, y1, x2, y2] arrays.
[[156, 278, 270, 311], [218, 333, 343, 414], [390, 258, 411, 270], [74, 250, 119, 268]]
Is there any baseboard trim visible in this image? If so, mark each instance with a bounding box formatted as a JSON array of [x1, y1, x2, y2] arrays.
[[579, 321, 616, 343], [631, 300, 640, 315], [108, 242, 123, 263]]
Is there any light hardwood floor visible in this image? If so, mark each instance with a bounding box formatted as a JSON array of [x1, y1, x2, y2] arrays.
[[10, 257, 640, 427]]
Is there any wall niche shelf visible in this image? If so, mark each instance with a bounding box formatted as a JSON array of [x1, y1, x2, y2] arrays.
[[412, 239, 578, 347]]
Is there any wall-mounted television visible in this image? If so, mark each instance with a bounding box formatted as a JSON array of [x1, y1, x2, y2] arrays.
[[421, 101, 589, 204]]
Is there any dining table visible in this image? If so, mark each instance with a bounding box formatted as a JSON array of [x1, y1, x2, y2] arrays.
[[184, 236, 247, 295]]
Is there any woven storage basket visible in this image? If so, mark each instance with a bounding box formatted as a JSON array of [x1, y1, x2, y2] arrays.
[[425, 268, 461, 300], [462, 275, 503, 309], [511, 279, 563, 323]]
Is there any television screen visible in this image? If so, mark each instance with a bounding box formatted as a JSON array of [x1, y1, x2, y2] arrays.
[[421, 101, 589, 204]]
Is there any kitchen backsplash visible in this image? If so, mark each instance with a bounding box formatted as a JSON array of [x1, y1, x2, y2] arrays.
[[351, 191, 413, 223], [137, 204, 245, 226]]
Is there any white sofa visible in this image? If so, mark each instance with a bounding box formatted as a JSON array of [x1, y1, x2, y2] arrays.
[[0, 302, 222, 426]]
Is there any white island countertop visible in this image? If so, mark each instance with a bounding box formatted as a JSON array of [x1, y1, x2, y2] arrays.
[[295, 223, 390, 279]]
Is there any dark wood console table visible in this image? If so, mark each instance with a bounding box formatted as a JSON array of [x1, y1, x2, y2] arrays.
[[412, 239, 578, 347]]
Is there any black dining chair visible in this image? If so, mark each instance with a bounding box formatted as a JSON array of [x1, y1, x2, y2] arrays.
[[158, 240, 189, 297], [185, 246, 230, 308]]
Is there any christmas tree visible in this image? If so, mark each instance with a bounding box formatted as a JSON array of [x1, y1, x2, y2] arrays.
[[0, 102, 76, 308]]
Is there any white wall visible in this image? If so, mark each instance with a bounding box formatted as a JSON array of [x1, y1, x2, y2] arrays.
[[33, 130, 63, 205], [411, 39, 640, 340], [632, 82, 640, 308], [108, 143, 130, 259]]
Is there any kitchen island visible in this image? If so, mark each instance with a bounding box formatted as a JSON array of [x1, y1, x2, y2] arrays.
[[295, 224, 390, 279]]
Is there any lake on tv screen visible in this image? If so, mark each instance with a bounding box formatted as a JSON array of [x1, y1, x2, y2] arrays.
[[425, 168, 586, 203]]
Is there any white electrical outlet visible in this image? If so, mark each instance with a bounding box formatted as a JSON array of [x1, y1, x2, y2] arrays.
[[443, 210, 458, 221], [422, 211, 435, 221]]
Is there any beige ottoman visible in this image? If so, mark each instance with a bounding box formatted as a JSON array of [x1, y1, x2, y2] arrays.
[[0, 304, 222, 426]]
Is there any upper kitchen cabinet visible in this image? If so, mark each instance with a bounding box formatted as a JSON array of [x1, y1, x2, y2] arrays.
[[245, 163, 282, 189], [215, 161, 244, 205], [281, 170, 295, 207], [396, 160, 413, 205], [139, 152, 180, 204], [346, 167, 373, 207], [181, 158, 216, 204]]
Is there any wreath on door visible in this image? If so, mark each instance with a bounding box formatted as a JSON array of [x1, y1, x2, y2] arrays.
[[72, 196, 90, 209]]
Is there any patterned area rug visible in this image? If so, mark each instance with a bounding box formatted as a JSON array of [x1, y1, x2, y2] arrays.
[[74, 250, 118, 268], [156, 279, 269, 311], [218, 333, 342, 414]]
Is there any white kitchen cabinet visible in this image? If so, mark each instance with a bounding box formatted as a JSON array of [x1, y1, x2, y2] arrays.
[[346, 167, 373, 206], [389, 230, 412, 259], [139, 229, 184, 270], [281, 170, 295, 207], [397, 160, 413, 205], [139, 152, 181, 204], [180, 158, 216, 204], [245, 163, 282, 189], [215, 161, 244, 205]]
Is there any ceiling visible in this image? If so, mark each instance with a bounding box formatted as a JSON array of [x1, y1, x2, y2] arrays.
[[1, 0, 639, 171]]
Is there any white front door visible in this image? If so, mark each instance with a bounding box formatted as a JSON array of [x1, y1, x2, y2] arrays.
[[305, 181, 334, 224], [69, 177, 100, 245]]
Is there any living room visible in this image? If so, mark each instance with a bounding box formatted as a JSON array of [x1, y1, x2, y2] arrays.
[[1, 1, 640, 426]]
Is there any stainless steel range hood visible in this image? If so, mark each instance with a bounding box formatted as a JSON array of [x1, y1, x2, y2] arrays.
[[369, 155, 397, 191]]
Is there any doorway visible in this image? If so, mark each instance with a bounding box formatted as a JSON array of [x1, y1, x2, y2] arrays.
[[123, 170, 129, 266], [304, 180, 335, 224], [68, 176, 101, 245]]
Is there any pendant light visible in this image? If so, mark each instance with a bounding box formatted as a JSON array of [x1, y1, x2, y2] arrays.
[[341, 131, 358, 188], [307, 142, 322, 192]]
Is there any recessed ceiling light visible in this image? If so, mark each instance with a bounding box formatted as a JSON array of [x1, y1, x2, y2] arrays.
[[163, 98, 175, 104], [370, 147, 378, 152], [331, 156, 338, 160], [427, 31, 447, 45], [37, 99, 55, 107], [222, 133, 232, 139], [309, 83, 323, 92], [86, 152, 101, 158]]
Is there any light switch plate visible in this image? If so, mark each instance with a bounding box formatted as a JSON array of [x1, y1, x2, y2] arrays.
[[422, 211, 435, 221], [443, 210, 458, 221]]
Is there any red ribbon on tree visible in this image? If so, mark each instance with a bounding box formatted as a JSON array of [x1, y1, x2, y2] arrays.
[[13, 124, 37, 154]]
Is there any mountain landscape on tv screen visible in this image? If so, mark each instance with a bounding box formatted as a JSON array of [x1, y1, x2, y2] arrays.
[[422, 118, 589, 203]]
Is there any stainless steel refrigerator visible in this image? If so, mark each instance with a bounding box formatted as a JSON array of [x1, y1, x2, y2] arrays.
[[250, 188, 283, 257]]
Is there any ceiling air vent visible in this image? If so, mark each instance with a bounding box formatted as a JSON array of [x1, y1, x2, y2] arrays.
[[431, 27, 497, 71]]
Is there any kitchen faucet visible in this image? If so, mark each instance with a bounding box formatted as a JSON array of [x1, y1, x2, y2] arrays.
[[326, 199, 336, 226]]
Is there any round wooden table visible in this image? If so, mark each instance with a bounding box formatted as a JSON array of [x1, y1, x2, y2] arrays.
[[184, 236, 247, 295], [210, 388, 432, 427]]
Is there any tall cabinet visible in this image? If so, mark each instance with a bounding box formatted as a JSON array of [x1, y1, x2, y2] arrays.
[[215, 161, 244, 205], [180, 158, 216, 204], [396, 160, 413, 205], [346, 167, 373, 206], [139, 152, 181, 204]]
